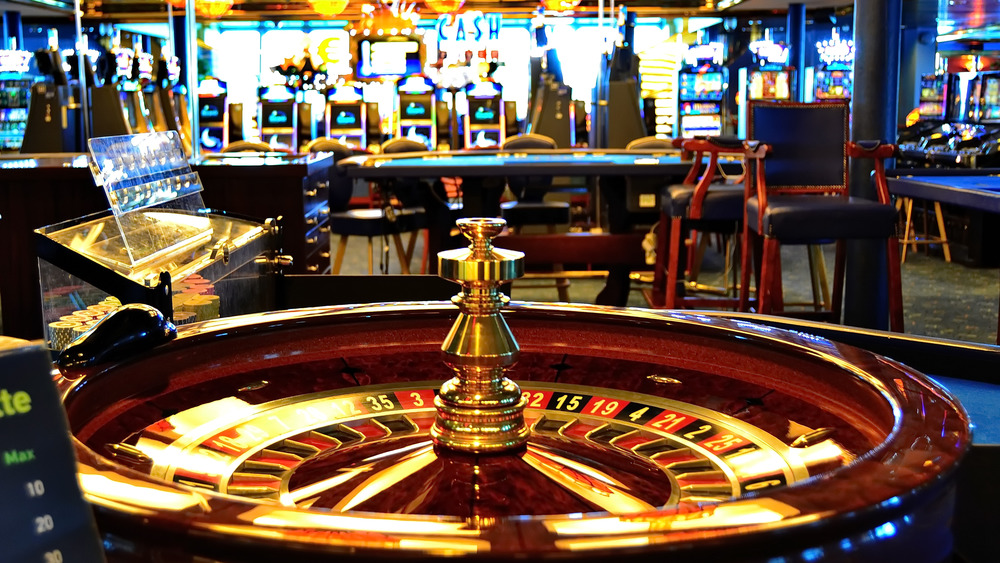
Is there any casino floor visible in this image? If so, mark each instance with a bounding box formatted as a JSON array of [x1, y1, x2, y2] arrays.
[[329, 227, 1000, 345]]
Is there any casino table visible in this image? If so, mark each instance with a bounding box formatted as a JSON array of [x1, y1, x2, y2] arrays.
[[55, 219, 998, 562], [338, 148, 740, 306], [887, 172, 1000, 215], [886, 170, 1000, 344]]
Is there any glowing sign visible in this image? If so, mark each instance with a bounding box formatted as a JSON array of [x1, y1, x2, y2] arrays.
[[316, 34, 352, 76], [749, 40, 789, 66], [436, 11, 501, 44], [0, 50, 32, 73], [137, 52, 154, 81], [113, 48, 134, 77], [816, 30, 854, 65], [684, 43, 724, 66], [466, 81, 501, 98]]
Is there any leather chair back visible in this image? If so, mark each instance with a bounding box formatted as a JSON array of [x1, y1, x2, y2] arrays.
[[379, 137, 429, 207], [748, 101, 849, 193], [502, 134, 557, 201], [221, 140, 272, 153], [306, 138, 355, 213]]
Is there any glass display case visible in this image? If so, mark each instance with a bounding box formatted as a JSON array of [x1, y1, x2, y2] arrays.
[[35, 131, 280, 350]]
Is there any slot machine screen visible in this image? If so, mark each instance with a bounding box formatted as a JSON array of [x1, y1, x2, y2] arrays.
[[400, 124, 433, 149], [330, 103, 363, 129], [981, 76, 1000, 121], [468, 99, 500, 125], [920, 75, 945, 101], [749, 70, 790, 100], [680, 72, 724, 101], [814, 70, 852, 100], [199, 97, 226, 123], [469, 129, 501, 148], [200, 126, 225, 152], [357, 39, 422, 79], [261, 101, 294, 128], [399, 94, 431, 120]]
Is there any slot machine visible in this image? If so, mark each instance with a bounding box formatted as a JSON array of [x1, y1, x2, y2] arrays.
[[967, 71, 1000, 167], [812, 31, 854, 101], [897, 72, 984, 168], [136, 51, 161, 131], [197, 78, 228, 153], [258, 84, 298, 151], [0, 47, 35, 152], [896, 73, 954, 161], [21, 46, 81, 153], [113, 47, 152, 134], [326, 84, 368, 150], [228, 102, 245, 143], [737, 40, 792, 139], [464, 81, 504, 148], [87, 49, 132, 139], [677, 43, 727, 138], [395, 75, 436, 150], [296, 101, 314, 151]]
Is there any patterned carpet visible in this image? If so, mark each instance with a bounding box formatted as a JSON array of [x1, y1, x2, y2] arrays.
[[331, 230, 1000, 346]]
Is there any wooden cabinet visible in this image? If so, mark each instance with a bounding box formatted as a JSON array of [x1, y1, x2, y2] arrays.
[[0, 155, 106, 339]]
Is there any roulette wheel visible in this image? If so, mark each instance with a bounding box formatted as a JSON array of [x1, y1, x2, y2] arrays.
[[59, 219, 970, 562]]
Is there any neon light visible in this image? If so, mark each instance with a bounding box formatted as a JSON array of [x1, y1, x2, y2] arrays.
[[684, 42, 724, 65], [816, 30, 854, 65], [0, 50, 32, 73], [749, 40, 789, 65]]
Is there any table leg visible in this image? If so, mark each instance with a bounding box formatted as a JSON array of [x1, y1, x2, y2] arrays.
[[596, 175, 632, 307]]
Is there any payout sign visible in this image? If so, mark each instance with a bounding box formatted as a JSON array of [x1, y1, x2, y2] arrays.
[[436, 11, 501, 48]]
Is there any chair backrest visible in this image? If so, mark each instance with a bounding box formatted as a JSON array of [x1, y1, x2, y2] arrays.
[[381, 137, 429, 154], [748, 101, 849, 194], [625, 136, 673, 151], [502, 134, 557, 200], [502, 133, 557, 151], [221, 140, 273, 153], [306, 137, 353, 159], [378, 137, 428, 207], [309, 138, 356, 213], [623, 136, 677, 214]]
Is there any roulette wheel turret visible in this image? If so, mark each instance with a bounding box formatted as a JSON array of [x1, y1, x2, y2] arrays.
[[59, 218, 970, 562]]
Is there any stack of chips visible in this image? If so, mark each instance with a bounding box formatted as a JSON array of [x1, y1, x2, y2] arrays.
[[171, 274, 220, 324], [47, 296, 123, 351]]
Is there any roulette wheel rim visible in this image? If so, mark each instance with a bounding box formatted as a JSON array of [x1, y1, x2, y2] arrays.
[[60, 301, 971, 562]]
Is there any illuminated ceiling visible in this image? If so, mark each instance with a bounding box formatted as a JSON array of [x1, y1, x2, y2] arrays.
[[5, 0, 999, 40]]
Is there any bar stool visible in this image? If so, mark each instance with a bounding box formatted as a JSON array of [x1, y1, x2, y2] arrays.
[[649, 136, 750, 309], [739, 100, 904, 332], [326, 138, 427, 274], [500, 133, 571, 301]]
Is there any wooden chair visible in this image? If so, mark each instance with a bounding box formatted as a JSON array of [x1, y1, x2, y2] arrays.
[[653, 136, 758, 309], [326, 138, 427, 274], [738, 100, 904, 332]]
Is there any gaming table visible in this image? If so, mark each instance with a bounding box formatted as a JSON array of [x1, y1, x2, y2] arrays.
[[339, 148, 741, 306], [887, 171, 1000, 214], [887, 170, 1000, 343]]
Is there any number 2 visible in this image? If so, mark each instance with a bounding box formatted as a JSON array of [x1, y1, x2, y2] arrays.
[[34, 514, 53, 535], [520, 392, 544, 408]]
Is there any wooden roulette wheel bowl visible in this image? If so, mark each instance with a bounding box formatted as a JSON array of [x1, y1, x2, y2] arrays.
[[58, 221, 970, 563]]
